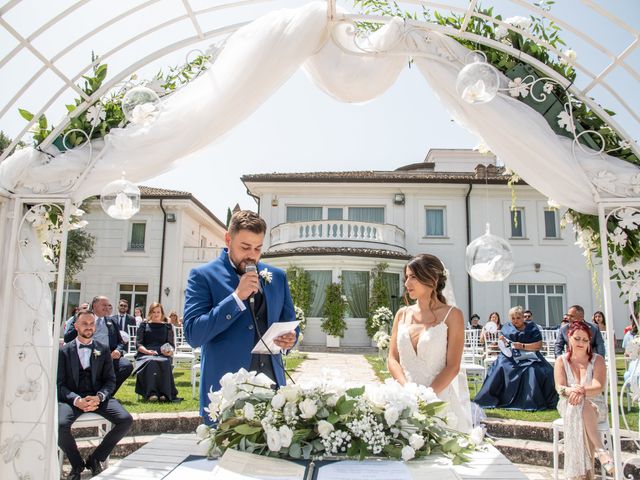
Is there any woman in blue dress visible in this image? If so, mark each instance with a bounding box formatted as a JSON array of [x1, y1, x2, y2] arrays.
[[475, 306, 558, 410]]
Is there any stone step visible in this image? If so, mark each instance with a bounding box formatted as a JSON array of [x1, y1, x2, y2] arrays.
[[484, 418, 639, 452], [493, 436, 640, 478]]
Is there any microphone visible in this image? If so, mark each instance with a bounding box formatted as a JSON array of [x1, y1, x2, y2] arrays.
[[245, 263, 257, 306]]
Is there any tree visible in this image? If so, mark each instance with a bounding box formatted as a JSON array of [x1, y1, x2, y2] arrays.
[[0, 130, 26, 157], [286, 265, 314, 315], [367, 262, 390, 337], [64, 228, 96, 282]]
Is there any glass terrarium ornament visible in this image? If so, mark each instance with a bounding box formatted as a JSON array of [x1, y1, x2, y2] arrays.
[[121, 86, 161, 125], [456, 53, 500, 104], [466, 223, 514, 281], [100, 176, 140, 220]]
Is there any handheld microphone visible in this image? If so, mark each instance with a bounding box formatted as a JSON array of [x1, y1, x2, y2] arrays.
[[245, 263, 257, 306]]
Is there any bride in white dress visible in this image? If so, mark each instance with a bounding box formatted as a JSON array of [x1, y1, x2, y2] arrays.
[[387, 254, 472, 433]]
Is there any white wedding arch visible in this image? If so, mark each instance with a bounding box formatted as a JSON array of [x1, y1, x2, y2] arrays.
[[0, 1, 638, 479]]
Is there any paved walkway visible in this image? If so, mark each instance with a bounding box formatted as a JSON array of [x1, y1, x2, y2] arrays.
[[290, 351, 380, 385]]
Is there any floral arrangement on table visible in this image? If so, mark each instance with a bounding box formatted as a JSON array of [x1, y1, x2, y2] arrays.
[[353, 0, 640, 300], [196, 369, 482, 464]]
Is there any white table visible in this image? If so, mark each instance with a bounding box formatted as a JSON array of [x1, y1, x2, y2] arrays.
[[94, 434, 526, 480]]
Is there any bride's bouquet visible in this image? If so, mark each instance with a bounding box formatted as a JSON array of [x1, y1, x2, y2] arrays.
[[196, 369, 482, 464]]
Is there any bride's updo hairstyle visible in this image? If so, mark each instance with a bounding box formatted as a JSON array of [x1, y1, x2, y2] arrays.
[[405, 254, 448, 305]]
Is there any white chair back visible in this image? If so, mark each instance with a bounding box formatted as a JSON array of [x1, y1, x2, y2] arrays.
[[127, 325, 138, 353], [463, 329, 482, 365], [541, 329, 558, 361]]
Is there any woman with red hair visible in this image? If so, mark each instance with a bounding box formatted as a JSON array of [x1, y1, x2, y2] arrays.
[[554, 321, 613, 478]]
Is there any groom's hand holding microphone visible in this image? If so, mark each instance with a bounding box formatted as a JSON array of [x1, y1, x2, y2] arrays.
[[234, 263, 260, 301]]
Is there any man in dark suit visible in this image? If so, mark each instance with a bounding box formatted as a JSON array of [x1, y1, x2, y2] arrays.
[[115, 299, 136, 333], [183, 210, 297, 421], [555, 304, 605, 357], [64, 296, 133, 394], [58, 311, 133, 479]]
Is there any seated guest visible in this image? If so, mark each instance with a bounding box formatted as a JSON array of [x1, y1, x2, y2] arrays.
[[624, 321, 639, 384], [115, 299, 136, 333], [554, 321, 614, 478], [479, 311, 501, 344], [168, 310, 182, 327], [58, 311, 133, 480], [475, 306, 558, 410], [135, 303, 179, 402], [134, 306, 145, 326], [555, 305, 605, 358], [63, 303, 90, 337], [64, 296, 133, 395], [469, 313, 483, 330]]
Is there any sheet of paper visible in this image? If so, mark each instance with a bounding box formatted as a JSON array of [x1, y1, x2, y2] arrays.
[[212, 448, 305, 480], [251, 320, 300, 354], [315, 460, 411, 480], [163, 456, 218, 479]]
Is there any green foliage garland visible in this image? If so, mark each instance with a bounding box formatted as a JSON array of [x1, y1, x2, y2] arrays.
[[287, 266, 314, 316], [367, 262, 390, 337], [321, 281, 347, 337]]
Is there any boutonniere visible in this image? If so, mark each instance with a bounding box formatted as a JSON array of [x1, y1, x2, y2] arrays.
[[93, 349, 101, 358], [259, 267, 273, 284]]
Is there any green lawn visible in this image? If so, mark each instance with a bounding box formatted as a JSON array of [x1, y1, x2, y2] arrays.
[[115, 352, 307, 414], [364, 353, 639, 430]]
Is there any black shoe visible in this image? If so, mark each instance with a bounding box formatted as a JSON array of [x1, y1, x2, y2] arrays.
[[67, 465, 84, 480], [85, 455, 104, 476]]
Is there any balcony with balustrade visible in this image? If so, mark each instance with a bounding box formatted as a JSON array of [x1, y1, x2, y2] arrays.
[[269, 220, 406, 253]]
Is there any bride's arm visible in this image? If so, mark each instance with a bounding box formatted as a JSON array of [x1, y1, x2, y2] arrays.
[[429, 308, 464, 395], [387, 308, 407, 385]]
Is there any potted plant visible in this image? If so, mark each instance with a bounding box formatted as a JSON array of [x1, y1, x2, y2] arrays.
[[321, 282, 346, 347]]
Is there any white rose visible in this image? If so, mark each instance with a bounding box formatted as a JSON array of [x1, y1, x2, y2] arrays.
[[384, 406, 400, 426], [279, 425, 293, 448], [271, 393, 286, 410], [401, 445, 415, 461], [195, 424, 210, 440], [325, 394, 339, 407], [317, 420, 334, 438], [409, 434, 424, 451], [281, 385, 301, 402], [243, 402, 255, 420], [298, 398, 318, 419], [266, 427, 282, 452], [196, 436, 213, 456], [470, 426, 485, 445]]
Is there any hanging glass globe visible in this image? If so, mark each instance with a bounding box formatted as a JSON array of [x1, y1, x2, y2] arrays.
[[100, 178, 140, 220], [456, 60, 499, 104], [466, 223, 514, 281], [121, 86, 161, 125]]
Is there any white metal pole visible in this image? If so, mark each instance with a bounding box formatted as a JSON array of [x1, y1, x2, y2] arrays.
[[45, 198, 72, 480], [597, 202, 623, 480]]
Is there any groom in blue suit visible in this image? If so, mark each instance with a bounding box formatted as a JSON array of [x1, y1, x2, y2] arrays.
[[183, 210, 297, 420]]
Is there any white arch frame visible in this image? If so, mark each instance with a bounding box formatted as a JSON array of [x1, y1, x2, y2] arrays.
[[0, 1, 638, 479]]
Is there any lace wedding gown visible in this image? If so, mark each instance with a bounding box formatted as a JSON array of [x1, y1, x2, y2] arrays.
[[397, 306, 472, 433]]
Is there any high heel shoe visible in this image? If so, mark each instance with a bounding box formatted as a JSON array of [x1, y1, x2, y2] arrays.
[[596, 448, 615, 476]]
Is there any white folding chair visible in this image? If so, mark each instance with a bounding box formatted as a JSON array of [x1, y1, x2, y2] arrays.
[[541, 329, 558, 364], [58, 412, 112, 473], [482, 331, 501, 372], [191, 362, 201, 399], [552, 417, 612, 479], [124, 324, 138, 361]]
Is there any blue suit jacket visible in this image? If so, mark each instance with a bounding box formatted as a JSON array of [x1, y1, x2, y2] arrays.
[[183, 249, 296, 418]]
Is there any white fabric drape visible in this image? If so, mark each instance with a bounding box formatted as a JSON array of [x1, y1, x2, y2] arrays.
[[0, 1, 636, 214]]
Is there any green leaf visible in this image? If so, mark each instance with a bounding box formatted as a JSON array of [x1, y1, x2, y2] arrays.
[[327, 413, 339, 424], [233, 424, 262, 436], [38, 115, 48, 129], [346, 386, 365, 397], [18, 108, 34, 121], [337, 399, 356, 415], [288, 443, 302, 458]]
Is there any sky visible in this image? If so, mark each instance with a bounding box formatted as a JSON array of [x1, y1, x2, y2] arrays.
[[1, 0, 638, 222]]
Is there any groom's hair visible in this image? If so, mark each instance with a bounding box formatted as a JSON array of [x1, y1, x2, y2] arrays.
[[228, 210, 267, 236]]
